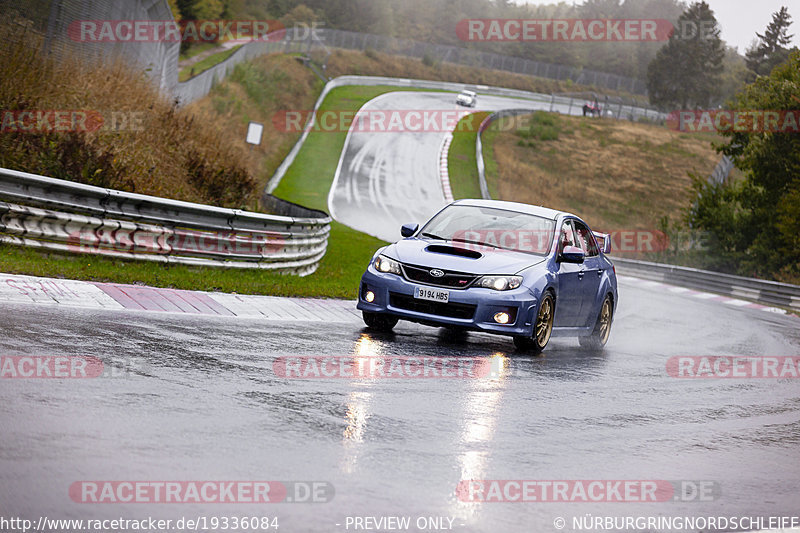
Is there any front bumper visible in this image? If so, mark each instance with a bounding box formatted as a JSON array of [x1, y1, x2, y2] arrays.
[[356, 266, 538, 337]]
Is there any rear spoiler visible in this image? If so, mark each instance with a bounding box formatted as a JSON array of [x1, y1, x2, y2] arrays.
[[593, 231, 612, 254]]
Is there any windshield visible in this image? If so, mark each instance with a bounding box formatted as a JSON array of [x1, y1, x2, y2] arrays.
[[419, 204, 556, 255]]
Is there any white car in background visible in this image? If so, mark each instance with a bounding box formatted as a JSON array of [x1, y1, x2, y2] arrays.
[[456, 90, 477, 107]]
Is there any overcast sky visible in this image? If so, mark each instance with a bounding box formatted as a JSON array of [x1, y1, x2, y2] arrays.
[[513, 0, 800, 53]]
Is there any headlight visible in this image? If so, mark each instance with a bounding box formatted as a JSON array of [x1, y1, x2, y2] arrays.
[[477, 275, 522, 291], [374, 255, 402, 275]]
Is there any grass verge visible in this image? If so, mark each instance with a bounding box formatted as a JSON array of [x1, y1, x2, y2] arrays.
[[447, 111, 490, 199], [179, 45, 243, 82], [178, 42, 218, 62]]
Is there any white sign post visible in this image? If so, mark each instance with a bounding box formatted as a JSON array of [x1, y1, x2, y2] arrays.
[[246, 122, 263, 147]]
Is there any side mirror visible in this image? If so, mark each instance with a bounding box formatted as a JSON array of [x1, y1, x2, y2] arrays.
[[593, 231, 612, 254], [400, 223, 419, 238], [559, 246, 585, 264]]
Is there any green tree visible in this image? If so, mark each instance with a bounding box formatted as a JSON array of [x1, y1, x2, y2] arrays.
[[166, 0, 182, 21], [745, 6, 796, 78], [177, 0, 226, 20], [688, 50, 800, 282], [717, 46, 749, 104], [192, 0, 225, 20], [646, 1, 725, 109], [279, 4, 317, 27]]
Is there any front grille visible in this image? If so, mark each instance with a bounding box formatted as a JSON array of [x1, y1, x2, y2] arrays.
[[401, 264, 479, 289], [389, 292, 477, 320]]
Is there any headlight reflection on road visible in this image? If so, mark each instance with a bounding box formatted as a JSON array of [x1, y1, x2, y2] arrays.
[[340, 389, 372, 474], [454, 352, 510, 522], [354, 333, 384, 357], [339, 334, 381, 473], [343, 390, 371, 443], [488, 352, 511, 380]]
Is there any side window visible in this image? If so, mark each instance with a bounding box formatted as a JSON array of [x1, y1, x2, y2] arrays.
[[558, 220, 576, 253], [573, 221, 599, 257]]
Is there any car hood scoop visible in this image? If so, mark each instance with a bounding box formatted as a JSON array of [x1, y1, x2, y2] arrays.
[[424, 244, 482, 259]]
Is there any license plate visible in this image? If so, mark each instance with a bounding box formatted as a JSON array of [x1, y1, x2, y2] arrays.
[[414, 286, 449, 303]]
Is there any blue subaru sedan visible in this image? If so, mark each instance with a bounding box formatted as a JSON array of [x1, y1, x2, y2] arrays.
[[357, 199, 618, 352]]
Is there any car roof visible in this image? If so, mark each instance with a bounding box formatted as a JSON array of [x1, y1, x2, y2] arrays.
[[451, 198, 574, 221]]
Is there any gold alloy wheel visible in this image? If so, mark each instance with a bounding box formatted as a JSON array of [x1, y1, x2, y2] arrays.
[[598, 298, 612, 344], [535, 295, 554, 347]]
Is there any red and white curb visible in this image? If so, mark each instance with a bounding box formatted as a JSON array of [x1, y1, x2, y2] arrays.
[[0, 273, 361, 323], [438, 133, 454, 202], [622, 276, 795, 317]]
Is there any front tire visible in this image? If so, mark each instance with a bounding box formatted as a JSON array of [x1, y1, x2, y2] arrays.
[[579, 295, 613, 350], [513, 292, 555, 354], [362, 311, 398, 332]]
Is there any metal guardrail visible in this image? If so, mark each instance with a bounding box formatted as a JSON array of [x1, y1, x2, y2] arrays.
[[0, 168, 331, 275], [612, 258, 800, 313], [709, 154, 734, 185], [475, 109, 535, 200]]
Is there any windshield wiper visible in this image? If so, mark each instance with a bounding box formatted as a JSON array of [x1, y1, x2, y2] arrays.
[[450, 237, 501, 249], [420, 232, 446, 240]]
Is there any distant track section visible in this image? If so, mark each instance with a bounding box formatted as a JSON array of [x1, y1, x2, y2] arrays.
[[327, 90, 574, 242]]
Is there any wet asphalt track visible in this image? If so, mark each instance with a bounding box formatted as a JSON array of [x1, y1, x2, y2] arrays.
[[1, 276, 799, 532], [328, 92, 572, 242]]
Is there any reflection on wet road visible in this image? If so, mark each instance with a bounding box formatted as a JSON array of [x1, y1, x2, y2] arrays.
[[1, 277, 799, 532]]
